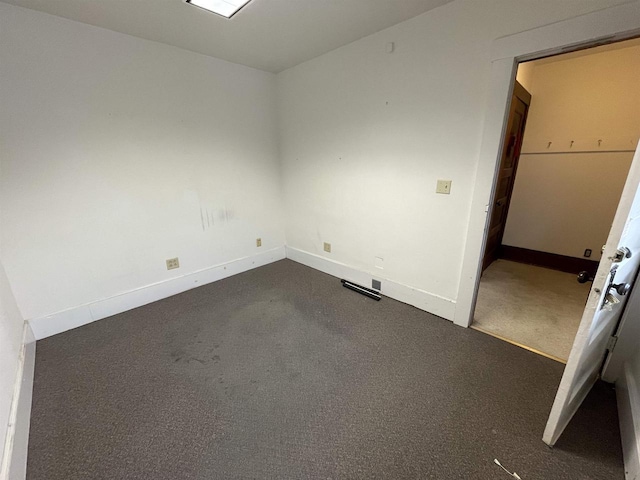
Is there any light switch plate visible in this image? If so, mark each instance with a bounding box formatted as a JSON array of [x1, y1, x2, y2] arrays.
[[436, 180, 452, 194], [324, 242, 331, 253]]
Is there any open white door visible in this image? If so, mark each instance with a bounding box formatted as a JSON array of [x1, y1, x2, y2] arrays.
[[543, 142, 640, 446]]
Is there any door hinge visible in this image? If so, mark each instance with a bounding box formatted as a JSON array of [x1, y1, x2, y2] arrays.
[[606, 335, 618, 352]]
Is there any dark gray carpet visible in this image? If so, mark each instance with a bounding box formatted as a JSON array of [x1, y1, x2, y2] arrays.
[[27, 259, 624, 479]]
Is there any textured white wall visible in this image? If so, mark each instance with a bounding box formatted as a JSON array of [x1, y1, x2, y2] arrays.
[[505, 45, 640, 260], [0, 3, 285, 321], [277, 0, 632, 306]]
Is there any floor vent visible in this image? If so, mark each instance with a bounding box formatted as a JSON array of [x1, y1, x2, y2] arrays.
[[341, 279, 381, 301]]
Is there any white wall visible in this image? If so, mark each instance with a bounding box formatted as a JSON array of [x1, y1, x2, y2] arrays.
[[604, 263, 640, 479], [0, 137, 26, 476], [620, 343, 640, 480], [611, 327, 640, 480], [504, 153, 632, 260], [0, 262, 24, 476], [0, 3, 285, 323], [505, 45, 640, 260], [277, 0, 632, 316], [625, 351, 640, 480]]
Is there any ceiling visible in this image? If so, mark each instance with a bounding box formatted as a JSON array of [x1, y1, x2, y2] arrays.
[[1, 0, 454, 73]]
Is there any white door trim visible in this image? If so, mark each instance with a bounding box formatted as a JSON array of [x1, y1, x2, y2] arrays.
[[453, 1, 640, 328]]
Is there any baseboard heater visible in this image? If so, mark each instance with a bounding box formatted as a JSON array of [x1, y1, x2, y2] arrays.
[[341, 279, 381, 301]]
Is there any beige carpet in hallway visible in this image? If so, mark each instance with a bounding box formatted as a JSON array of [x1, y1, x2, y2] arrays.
[[473, 259, 591, 362]]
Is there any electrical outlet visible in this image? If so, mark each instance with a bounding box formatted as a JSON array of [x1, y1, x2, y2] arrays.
[[256, 238, 262, 247], [166, 257, 180, 270], [584, 249, 592, 258], [372, 279, 382, 290], [324, 242, 331, 253], [436, 180, 452, 194]]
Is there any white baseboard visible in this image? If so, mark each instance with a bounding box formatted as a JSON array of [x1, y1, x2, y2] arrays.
[[29, 247, 286, 340], [285, 247, 456, 321], [618, 361, 640, 480], [0, 324, 36, 480], [28, 245, 456, 339]]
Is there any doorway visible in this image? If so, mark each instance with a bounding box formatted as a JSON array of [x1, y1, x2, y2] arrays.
[[472, 38, 640, 362]]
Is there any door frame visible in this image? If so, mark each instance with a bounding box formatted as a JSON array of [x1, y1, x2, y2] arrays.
[[453, 2, 640, 328]]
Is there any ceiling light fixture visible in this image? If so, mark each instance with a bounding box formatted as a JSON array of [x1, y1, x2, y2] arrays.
[[185, 0, 252, 19]]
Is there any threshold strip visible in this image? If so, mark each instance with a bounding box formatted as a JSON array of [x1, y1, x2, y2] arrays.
[[470, 324, 567, 364]]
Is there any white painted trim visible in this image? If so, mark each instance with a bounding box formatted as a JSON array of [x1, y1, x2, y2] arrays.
[[454, 1, 640, 328], [285, 247, 456, 321], [29, 247, 286, 339], [454, 56, 515, 327], [0, 324, 35, 480], [618, 362, 640, 480], [491, 1, 640, 62]]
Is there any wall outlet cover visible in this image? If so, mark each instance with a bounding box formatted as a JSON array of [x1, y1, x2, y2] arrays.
[[256, 238, 262, 247], [584, 249, 592, 258], [436, 179, 452, 194], [166, 257, 180, 270], [372, 279, 382, 290], [323, 242, 331, 253]]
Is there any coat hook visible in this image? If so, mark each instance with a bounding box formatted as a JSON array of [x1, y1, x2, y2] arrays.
[[547, 142, 552, 149], [570, 140, 574, 148]]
